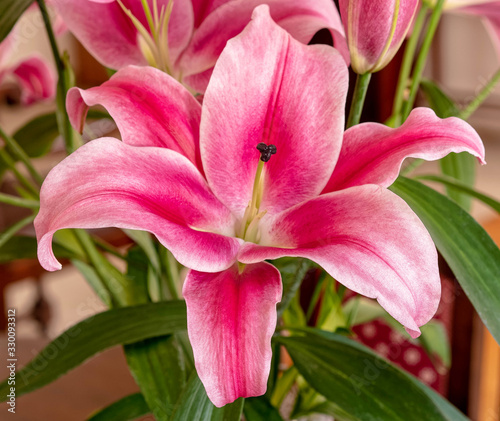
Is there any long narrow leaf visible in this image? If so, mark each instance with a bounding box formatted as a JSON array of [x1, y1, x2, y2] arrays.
[[87, 393, 150, 421], [416, 174, 500, 213], [0, 301, 187, 400], [171, 373, 244, 421], [276, 329, 468, 421], [0, 0, 34, 42], [390, 177, 500, 344], [420, 79, 477, 210]]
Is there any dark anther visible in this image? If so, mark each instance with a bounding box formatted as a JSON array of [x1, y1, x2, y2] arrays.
[[256, 143, 277, 162]]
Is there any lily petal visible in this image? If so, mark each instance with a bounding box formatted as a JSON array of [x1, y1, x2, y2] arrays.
[[178, 0, 348, 91], [35, 138, 240, 272], [458, 2, 500, 56], [53, 0, 194, 69], [239, 185, 441, 337], [339, 0, 418, 73], [323, 108, 486, 193], [201, 6, 348, 218], [10, 55, 56, 105], [183, 262, 282, 407], [67, 66, 203, 171]]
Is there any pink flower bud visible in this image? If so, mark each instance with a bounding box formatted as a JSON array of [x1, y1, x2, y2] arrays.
[[340, 0, 419, 73]]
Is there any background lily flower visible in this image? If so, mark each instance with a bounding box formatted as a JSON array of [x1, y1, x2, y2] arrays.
[[0, 29, 55, 105], [446, 0, 500, 56], [51, 0, 348, 93], [339, 0, 419, 73], [35, 6, 485, 407]]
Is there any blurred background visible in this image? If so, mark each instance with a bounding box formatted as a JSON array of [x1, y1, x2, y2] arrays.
[[0, 6, 499, 421]]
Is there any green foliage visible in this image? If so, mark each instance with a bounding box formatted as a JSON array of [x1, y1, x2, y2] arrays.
[[0, 0, 34, 42], [244, 396, 283, 421], [420, 79, 477, 210], [416, 174, 500, 214], [391, 177, 500, 344], [87, 393, 150, 421], [0, 235, 74, 264], [276, 329, 469, 421], [171, 374, 244, 421], [0, 301, 187, 400]]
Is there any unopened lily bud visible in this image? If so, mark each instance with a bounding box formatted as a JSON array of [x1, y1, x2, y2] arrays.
[[339, 0, 419, 74]]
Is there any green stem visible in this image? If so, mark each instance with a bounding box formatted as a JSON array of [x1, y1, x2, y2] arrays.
[[160, 247, 180, 300], [460, 68, 500, 120], [0, 126, 43, 184], [0, 193, 39, 208], [346, 73, 372, 128], [73, 230, 132, 307], [37, 0, 76, 154], [400, 158, 424, 176], [0, 148, 39, 198], [93, 237, 127, 260], [0, 214, 36, 248], [392, 4, 429, 126], [402, 0, 445, 120]]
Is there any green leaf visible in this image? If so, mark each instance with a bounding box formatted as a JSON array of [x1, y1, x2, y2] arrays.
[[416, 174, 500, 214], [171, 373, 244, 421], [420, 79, 460, 118], [439, 153, 477, 211], [125, 335, 192, 420], [276, 329, 469, 421], [420, 321, 451, 368], [87, 393, 150, 421], [390, 177, 500, 344], [0, 235, 74, 264], [419, 80, 477, 210], [0, 0, 34, 42], [244, 396, 283, 421], [0, 111, 111, 176], [274, 257, 311, 318], [0, 301, 187, 400], [72, 260, 112, 307]]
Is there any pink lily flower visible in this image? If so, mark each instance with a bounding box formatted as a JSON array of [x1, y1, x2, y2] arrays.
[[0, 30, 55, 105], [51, 0, 348, 93], [35, 6, 485, 407], [339, 0, 419, 73], [447, 1, 500, 56]]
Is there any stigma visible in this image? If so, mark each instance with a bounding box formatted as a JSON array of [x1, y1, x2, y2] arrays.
[[256, 143, 277, 162]]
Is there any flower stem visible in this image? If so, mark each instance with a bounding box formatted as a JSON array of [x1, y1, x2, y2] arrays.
[[0, 126, 43, 185], [160, 247, 180, 300], [346, 73, 372, 128], [392, 4, 429, 126], [0, 214, 36, 248], [402, 0, 445, 121], [0, 193, 39, 209], [0, 148, 39, 198], [460, 68, 500, 120], [37, 0, 76, 154], [73, 230, 134, 307]]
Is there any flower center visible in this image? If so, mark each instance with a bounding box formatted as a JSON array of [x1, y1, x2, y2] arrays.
[[237, 143, 277, 243], [117, 0, 176, 77]]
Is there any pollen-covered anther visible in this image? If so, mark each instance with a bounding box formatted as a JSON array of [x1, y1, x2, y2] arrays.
[[256, 143, 277, 162]]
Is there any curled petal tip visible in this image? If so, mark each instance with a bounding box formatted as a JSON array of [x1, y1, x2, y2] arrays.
[[405, 326, 421, 339], [37, 234, 63, 272]]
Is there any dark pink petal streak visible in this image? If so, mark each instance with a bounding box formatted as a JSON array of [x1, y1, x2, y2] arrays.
[[183, 262, 282, 407], [67, 66, 203, 171], [201, 6, 348, 218], [35, 138, 239, 272], [323, 108, 486, 193], [239, 185, 441, 338]]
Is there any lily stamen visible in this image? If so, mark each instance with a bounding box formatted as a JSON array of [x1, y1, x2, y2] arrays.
[[117, 0, 174, 75], [238, 143, 277, 242]]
